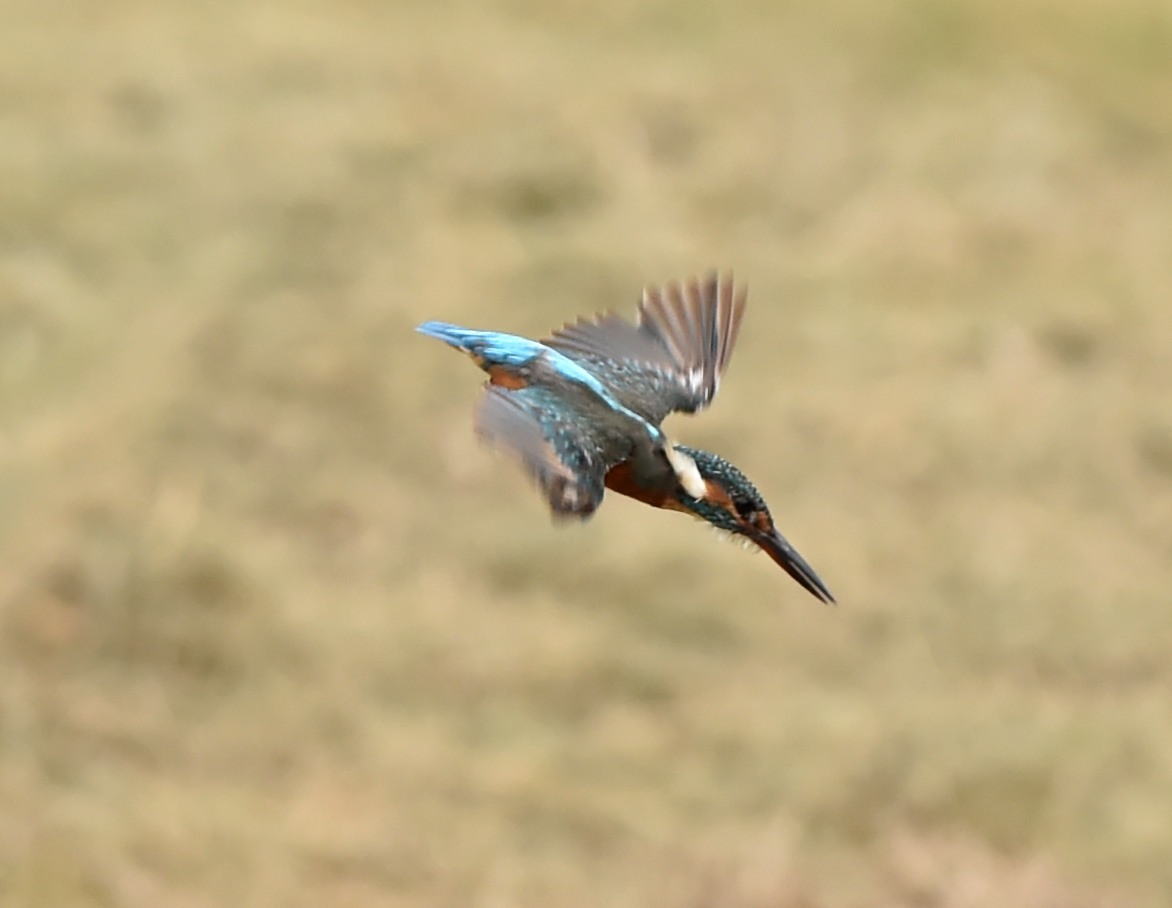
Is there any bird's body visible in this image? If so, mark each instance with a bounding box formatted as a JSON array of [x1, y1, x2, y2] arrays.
[[418, 272, 834, 603]]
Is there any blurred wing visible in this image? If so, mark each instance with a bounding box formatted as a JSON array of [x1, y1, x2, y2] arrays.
[[474, 385, 626, 519], [544, 272, 747, 425], [639, 272, 747, 408]]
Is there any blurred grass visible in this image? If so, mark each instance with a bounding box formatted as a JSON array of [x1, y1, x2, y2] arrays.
[[2, 0, 1172, 905]]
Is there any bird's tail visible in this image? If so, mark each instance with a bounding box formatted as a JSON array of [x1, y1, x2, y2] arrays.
[[416, 321, 486, 353], [416, 321, 545, 370]]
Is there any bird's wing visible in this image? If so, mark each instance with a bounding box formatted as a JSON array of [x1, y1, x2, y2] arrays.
[[543, 272, 747, 425], [474, 384, 638, 519]]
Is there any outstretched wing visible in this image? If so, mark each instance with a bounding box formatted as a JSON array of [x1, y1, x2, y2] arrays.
[[474, 384, 636, 519], [543, 271, 748, 426]]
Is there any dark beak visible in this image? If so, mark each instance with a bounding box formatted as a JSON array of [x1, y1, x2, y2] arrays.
[[754, 526, 836, 604]]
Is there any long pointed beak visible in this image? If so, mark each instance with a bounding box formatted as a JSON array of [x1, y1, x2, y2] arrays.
[[753, 526, 836, 604]]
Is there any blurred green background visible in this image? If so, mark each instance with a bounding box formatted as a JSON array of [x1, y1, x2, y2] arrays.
[[3, 1, 1171, 905]]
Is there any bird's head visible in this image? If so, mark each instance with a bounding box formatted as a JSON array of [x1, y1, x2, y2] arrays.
[[669, 445, 835, 603]]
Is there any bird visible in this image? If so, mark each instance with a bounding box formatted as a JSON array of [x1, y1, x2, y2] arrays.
[[417, 271, 834, 603]]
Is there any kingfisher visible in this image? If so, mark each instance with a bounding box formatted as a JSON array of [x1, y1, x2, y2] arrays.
[[417, 272, 834, 603]]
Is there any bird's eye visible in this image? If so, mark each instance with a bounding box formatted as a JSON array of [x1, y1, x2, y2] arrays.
[[733, 498, 756, 520]]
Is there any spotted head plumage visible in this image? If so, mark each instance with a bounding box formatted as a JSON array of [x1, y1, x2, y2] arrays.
[[417, 271, 834, 603]]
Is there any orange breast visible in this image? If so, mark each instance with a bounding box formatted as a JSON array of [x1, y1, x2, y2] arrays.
[[605, 462, 688, 512]]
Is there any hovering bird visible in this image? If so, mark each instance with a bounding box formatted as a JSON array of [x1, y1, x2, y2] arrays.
[[417, 272, 834, 603]]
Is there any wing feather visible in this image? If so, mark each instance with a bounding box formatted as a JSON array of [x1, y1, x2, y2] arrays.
[[474, 385, 614, 518], [544, 270, 748, 424]]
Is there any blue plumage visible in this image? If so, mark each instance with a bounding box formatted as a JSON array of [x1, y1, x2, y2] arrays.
[[416, 321, 546, 370]]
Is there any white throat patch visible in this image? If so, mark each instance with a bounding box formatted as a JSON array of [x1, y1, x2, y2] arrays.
[[664, 444, 706, 500]]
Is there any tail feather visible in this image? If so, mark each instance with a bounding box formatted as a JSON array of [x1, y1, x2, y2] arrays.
[[416, 322, 544, 370]]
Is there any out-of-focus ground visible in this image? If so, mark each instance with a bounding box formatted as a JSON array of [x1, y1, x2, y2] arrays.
[[2, 1, 1171, 905]]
